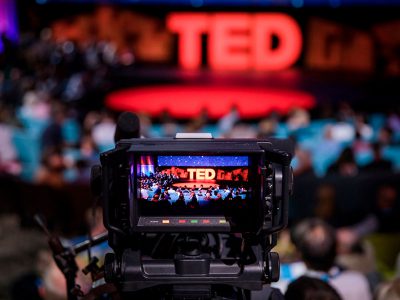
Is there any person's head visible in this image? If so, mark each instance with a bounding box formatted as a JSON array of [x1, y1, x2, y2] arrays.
[[285, 276, 342, 300], [378, 126, 393, 145], [291, 218, 337, 272], [41, 147, 65, 172], [337, 147, 355, 165], [372, 142, 383, 160], [376, 184, 397, 211], [152, 194, 159, 202]]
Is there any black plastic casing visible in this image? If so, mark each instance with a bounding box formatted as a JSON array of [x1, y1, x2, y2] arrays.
[[100, 138, 293, 237]]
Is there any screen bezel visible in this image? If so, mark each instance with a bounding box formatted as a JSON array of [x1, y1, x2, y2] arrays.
[[129, 151, 264, 233]]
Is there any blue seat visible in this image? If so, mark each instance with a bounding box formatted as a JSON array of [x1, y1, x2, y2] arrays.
[[382, 146, 400, 170], [12, 128, 41, 181], [62, 119, 81, 144]]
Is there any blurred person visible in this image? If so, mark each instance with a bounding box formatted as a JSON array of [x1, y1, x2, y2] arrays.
[[362, 143, 393, 173], [375, 278, 400, 300], [388, 110, 400, 133], [0, 106, 21, 175], [185, 107, 209, 133], [82, 111, 101, 135], [79, 134, 99, 164], [296, 219, 372, 300], [354, 113, 373, 141], [327, 147, 358, 177], [373, 184, 400, 233], [1, 68, 25, 107], [336, 102, 355, 123], [287, 108, 310, 131], [291, 137, 314, 177], [91, 111, 116, 151], [285, 276, 342, 300], [311, 125, 343, 175], [276, 218, 372, 300], [41, 103, 67, 151], [217, 105, 240, 135], [330, 121, 355, 143], [20, 90, 51, 121], [377, 127, 394, 146], [353, 131, 371, 154], [35, 148, 67, 188], [160, 109, 178, 137], [313, 184, 378, 257], [225, 123, 258, 138], [257, 117, 277, 139], [136, 112, 151, 137]]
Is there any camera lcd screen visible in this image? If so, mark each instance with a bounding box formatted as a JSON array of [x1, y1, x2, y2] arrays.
[[132, 155, 256, 219]]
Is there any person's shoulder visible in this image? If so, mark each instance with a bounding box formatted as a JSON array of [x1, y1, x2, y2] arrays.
[[329, 269, 372, 300], [331, 268, 367, 285], [331, 269, 371, 293]]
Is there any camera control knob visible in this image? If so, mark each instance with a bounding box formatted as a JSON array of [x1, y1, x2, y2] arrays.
[[264, 252, 280, 283]]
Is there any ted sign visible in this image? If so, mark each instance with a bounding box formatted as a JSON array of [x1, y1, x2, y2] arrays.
[[167, 13, 302, 71]]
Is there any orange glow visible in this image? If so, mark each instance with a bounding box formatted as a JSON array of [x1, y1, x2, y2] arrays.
[[209, 14, 251, 71], [167, 13, 302, 71], [167, 13, 209, 70]]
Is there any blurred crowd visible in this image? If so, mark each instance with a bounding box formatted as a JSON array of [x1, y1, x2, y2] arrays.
[[1, 29, 400, 184], [0, 28, 400, 300]]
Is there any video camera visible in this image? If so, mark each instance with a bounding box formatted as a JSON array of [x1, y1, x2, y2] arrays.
[[98, 136, 293, 299]]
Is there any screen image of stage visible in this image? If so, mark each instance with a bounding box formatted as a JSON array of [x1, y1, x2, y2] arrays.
[[134, 155, 253, 215]]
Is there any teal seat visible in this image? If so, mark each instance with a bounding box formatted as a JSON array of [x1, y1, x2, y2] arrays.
[[12, 128, 41, 181]]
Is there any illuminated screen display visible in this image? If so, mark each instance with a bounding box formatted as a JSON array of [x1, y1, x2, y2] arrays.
[[134, 155, 254, 217]]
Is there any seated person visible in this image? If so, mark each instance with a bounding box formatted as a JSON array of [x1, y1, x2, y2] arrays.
[[274, 218, 372, 300]]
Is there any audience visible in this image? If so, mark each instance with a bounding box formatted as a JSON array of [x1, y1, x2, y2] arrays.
[[275, 218, 372, 300], [0, 21, 399, 300], [285, 276, 342, 300]]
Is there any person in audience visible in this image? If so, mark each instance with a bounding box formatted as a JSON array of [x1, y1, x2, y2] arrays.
[[285, 276, 342, 300], [35, 148, 67, 188], [377, 126, 394, 146], [362, 143, 393, 172], [373, 184, 400, 233], [276, 218, 372, 300], [327, 147, 358, 177]]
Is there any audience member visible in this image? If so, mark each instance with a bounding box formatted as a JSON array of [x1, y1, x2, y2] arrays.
[[362, 143, 393, 172], [34, 148, 67, 188], [278, 218, 372, 300], [327, 147, 358, 177], [373, 184, 400, 233], [285, 276, 342, 300]]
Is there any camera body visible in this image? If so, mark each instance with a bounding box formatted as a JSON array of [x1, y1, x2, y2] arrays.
[[100, 137, 293, 297]]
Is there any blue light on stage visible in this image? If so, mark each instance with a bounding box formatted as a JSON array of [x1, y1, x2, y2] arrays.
[[157, 156, 249, 167]]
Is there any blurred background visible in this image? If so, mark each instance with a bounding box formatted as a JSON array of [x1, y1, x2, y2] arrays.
[[0, 0, 400, 299]]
